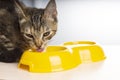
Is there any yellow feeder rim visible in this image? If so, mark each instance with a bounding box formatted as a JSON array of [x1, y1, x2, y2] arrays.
[[64, 41, 96, 45]]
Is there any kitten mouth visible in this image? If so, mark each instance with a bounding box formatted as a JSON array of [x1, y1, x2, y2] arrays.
[[36, 48, 44, 52]]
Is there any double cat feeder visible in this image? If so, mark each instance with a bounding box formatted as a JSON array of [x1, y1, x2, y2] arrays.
[[18, 41, 106, 73]]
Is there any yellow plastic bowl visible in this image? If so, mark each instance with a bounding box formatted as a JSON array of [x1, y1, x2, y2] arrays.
[[18, 46, 80, 73], [18, 41, 106, 73], [64, 41, 106, 63]]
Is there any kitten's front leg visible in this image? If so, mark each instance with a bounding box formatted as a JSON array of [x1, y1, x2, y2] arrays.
[[0, 44, 23, 63]]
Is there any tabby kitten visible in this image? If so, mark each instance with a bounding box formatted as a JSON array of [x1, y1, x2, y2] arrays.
[[0, 0, 57, 63]]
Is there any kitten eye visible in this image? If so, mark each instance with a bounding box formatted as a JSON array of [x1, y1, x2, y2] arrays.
[[25, 34, 34, 39], [43, 32, 50, 37]]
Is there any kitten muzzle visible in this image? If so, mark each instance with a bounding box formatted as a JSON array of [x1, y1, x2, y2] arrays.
[[36, 48, 44, 52]]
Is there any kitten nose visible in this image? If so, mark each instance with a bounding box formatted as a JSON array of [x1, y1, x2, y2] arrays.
[[36, 42, 42, 49], [35, 40, 43, 49], [37, 46, 42, 49]]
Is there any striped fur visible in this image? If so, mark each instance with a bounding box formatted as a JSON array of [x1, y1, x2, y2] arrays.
[[0, 0, 57, 62]]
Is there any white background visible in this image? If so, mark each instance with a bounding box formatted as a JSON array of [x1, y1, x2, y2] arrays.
[[1, 1, 120, 80], [31, 0, 120, 45]]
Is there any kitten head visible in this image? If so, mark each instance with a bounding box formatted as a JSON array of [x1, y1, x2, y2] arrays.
[[15, 0, 57, 51]]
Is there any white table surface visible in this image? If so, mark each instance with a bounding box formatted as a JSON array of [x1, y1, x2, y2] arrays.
[[0, 45, 120, 80]]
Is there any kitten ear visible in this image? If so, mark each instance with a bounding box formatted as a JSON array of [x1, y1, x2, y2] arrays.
[[14, 0, 27, 19], [44, 0, 57, 19]]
